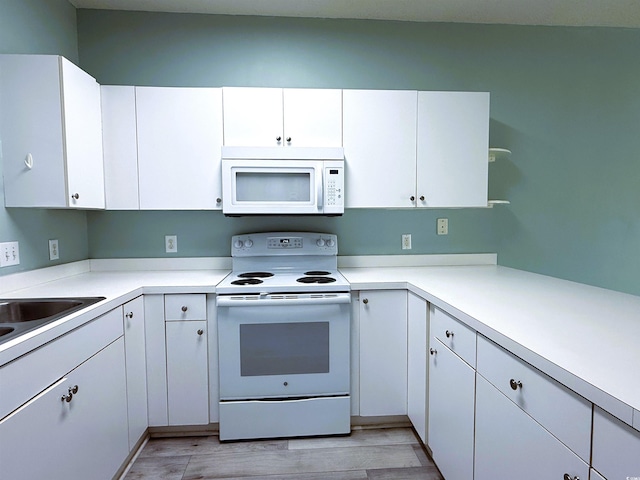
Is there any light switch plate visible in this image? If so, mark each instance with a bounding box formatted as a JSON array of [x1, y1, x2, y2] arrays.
[[0, 241, 20, 267]]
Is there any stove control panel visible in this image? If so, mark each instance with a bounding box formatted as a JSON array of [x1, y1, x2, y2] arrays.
[[231, 232, 338, 256], [268, 236, 303, 249]]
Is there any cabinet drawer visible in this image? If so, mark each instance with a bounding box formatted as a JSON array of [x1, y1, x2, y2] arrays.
[[431, 306, 476, 367], [476, 335, 592, 462], [165, 294, 206, 321], [0, 308, 123, 420], [592, 406, 640, 480]]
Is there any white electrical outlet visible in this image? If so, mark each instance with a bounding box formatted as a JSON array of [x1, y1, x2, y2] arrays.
[[49, 239, 60, 260], [402, 234, 412, 250], [165, 235, 178, 253], [0, 241, 20, 267], [437, 218, 449, 235]]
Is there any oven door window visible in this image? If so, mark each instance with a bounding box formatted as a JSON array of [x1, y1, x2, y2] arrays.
[[239, 322, 329, 376], [235, 171, 311, 203]]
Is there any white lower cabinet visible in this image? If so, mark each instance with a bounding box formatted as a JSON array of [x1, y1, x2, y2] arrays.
[[592, 406, 640, 480], [475, 373, 589, 480], [407, 292, 428, 443], [146, 294, 210, 427], [358, 290, 408, 416], [428, 337, 475, 480], [123, 295, 148, 449], [166, 320, 209, 425], [0, 336, 129, 480]]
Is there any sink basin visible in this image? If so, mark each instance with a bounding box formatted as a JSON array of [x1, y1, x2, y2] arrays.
[[0, 297, 105, 345]]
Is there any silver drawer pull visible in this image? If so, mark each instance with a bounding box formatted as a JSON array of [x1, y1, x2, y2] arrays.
[[563, 475, 579, 480], [181, 306, 188, 312], [197, 329, 204, 336], [509, 378, 523, 390], [429, 348, 437, 355], [445, 330, 454, 338]]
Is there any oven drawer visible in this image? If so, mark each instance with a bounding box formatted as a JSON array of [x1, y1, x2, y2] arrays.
[[165, 294, 206, 321]]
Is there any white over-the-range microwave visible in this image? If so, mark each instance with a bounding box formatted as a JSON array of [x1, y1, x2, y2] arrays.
[[221, 146, 345, 216]]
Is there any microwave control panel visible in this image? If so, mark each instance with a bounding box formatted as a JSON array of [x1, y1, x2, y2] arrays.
[[324, 165, 344, 212]]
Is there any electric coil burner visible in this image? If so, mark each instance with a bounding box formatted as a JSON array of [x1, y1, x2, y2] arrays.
[[216, 232, 351, 441]]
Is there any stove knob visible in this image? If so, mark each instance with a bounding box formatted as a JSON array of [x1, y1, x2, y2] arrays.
[[316, 238, 326, 247], [244, 239, 253, 248], [233, 239, 244, 249], [326, 238, 335, 247]]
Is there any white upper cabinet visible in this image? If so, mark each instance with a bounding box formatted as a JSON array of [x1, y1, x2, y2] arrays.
[[222, 87, 342, 147], [0, 55, 105, 209], [417, 91, 490, 208], [343, 89, 418, 208], [136, 87, 224, 210], [101, 85, 139, 209]]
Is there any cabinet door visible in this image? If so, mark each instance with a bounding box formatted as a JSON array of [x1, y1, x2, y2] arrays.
[[407, 292, 427, 443], [359, 290, 408, 416], [343, 89, 417, 208], [61, 57, 105, 209], [283, 88, 342, 147], [101, 85, 139, 209], [0, 55, 103, 208], [223, 87, 283, 146], [166, 320, 209, 425], [428, 338, 475, 480], [136, 86, 223, 209], [417, 91, 489, 208], [123, 296, 147, 450], [592, 406, 640, 480], [0, 338, 129, 480], [475, 375, 589, 480]]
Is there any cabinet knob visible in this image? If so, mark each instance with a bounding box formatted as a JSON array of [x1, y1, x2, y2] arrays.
[[71, 193, 80, 200], [420, 195, 425, 201], [362, 298, 369, 304], [69, 385, 79, 395], [445, 330, 454, 338], [181, 306, 188, 312], [563, 475, 579, 480], [276, 136, 282, 142], [429, 348, 437, 355], [216, 198, 222, 204], [125, 312, 133, 319], [509, 378, 523, 390], [410, 196, 415, 202], [286, 137, 292, 143], [61, 392, 73, 403], [197, 329, 204, 336]]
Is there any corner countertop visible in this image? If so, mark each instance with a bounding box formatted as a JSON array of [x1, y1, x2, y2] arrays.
[[340, 264, 640, 426], [1, 258, 639, 428]]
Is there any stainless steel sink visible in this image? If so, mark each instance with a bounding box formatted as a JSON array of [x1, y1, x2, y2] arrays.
[[0, 297, 105, 345]]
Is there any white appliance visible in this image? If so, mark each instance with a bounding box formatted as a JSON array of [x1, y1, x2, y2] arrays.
[[216, 232, 351, 441], [221, 146, 345, 216]]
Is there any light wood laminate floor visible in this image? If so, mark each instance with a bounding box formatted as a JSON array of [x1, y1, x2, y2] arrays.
[[123, 427, 444, 480]]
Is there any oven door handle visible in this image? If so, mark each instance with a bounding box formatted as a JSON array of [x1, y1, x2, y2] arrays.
[[217, 293, 351, 307]]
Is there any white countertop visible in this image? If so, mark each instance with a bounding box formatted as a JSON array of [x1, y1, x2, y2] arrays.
[[1, 258, 639, 428], [341, 264, 640, 425]]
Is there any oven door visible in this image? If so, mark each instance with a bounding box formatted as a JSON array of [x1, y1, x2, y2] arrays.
[[217, 293, 350, 400], [221, 159, 323, 215]]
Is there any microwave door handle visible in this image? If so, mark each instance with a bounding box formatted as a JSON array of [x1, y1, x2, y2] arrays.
[[316, 169, 324, 210]]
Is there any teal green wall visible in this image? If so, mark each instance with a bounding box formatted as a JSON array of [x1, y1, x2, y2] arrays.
[[0, 0, 89, 275], [2, 5, 639, 297], [78, 10, 640, 295]]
